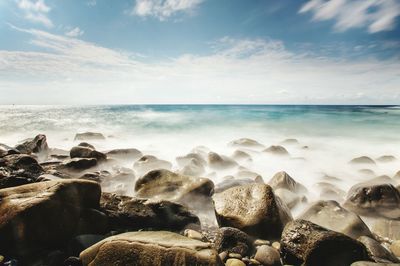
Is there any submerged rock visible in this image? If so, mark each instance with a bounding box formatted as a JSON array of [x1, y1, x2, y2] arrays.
[[208, 152, 238, 170], [231, 150, 252, 161], [280, 220, 370, 266], [0, 179, 103, 258], [79, 231, 223, 266], [263, 145, 289, 156], [350, 156, 376, 165], [133, 155, 172, 175], [299, 200, 373, 239], [344, 180, 400, 219], [229, 138, 264, 149], [376, 155, 397, 163], [358, 236, 399, 263], [74, 132, 105, 141], [106, 148, 142, 161], [213, 183, 292, 240]]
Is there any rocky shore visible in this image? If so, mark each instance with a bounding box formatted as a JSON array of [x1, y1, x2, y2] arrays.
[[0, 134, 399, 266]]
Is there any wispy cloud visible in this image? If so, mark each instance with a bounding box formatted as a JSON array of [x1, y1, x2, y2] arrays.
[[1, 26, 399, 104], [65, 27, 84, 37], [131, 0, 204, 21], [299, 0, 400, 33], [15, 0, 53, 28]]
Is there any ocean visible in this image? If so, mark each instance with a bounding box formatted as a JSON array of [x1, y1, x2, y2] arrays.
[[1, 104, 399, 215]]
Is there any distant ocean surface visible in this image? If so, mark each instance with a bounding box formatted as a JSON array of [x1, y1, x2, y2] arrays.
[[1, 104, 399, 214]]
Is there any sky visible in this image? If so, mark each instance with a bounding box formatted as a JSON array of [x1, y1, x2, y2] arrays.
[[0, 0, 400, 104]]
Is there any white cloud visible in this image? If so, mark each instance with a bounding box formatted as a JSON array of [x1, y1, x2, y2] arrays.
[[300, 0, 400, 33], [87, 0, 97, 7], [15, 0, 53, 28], [131, 0, 204, 21], [0, 26, 399, 104], [65, 27, 84, 37]]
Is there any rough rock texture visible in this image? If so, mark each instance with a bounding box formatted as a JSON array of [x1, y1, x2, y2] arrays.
[[70, 146, 107, 162], [280, 220, 371, 266], [208, 152, 238, 170], [358, 236, 399, 263], [133, 155, 172, 175], [74, 132, 105, 141], [213, 183, 292, 240], [372, 219, 400, 241], [79, 231, 223, 266], [299, 200, 373, 239], [15, 134, 49, 158], [350, 156, 376, 165], [213, 227, 254, 257], [135, 169, 214, 202], [344, 181, 400, 219], [263, 145, 289, 156], [215, 178, 257, 193], [0, 179, 103, 258], [106, 148, 142, 161], [100, 192, 200, 232]]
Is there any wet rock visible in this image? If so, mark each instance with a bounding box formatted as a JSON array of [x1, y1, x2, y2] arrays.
[[376, 156, 397, 163], [79, 231, 223, 266], [77, 142, 95, 149], [70, 146, 106, 162], [299, 200, 373, 239], [350, 156, 376, 165], [208, 152, 238, 170], [372, 219, 400, 241], [58, 158, 97, 172], [229, 138, 264, 149], [268, 171, 307, 194], [236, 170, 262, 181], [106, 148, 142, 161], [231, 150, 252, 161], [390, 240, 400, 257], [0, 144, 20, 158], [225, 258, 246, 266], [0, 179, 103, 258], [281, 138, 299, 145], [254, 245, 281, 266], [215, 178, 257, 193], [214, 227, 254, 257], [74, 132, 105, 141], [135, 169, 214, 202], [358, 236, 399, 263], [100, 192, 199, 232], [280, 219, 370, 266], [263, 145, 289, 156], [271, 241, 280, 250], [344, 181, 400, 219], [133, 155, 172, 175], [213, 184, 292, 240], [15, 134, 49, 159]]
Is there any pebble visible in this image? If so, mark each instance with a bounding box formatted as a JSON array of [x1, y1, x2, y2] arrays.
[[219, 251, 228, 262], [225, 258, 246, 266], [272, 241, 281, 250], [228, 253, 242, 259], [390, 240, 400, 257], [254, 245, 281, 266], [254, 239, 270, 246], [184, 229, 203, 241]]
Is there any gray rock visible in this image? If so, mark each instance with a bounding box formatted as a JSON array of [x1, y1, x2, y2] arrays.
[[268, 171, 307, 194], [58, 158, 98, 172]]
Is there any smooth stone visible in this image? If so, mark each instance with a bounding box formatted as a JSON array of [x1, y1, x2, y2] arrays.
[[232, 150, 252, 161], [263, 145, 289, 156], [80, 231, 223, 266], [105, 148, 142, 161], [74, 132, 105, 141], [184, 229, 203, 241], [272, 242, 280, 251], [215, 178, 257, 193], [229, 138, 264, 148], [225, 258, 246, 266], [281, 139, 299, 145], [208, 152, 238, 170], [376, 156, 397, 163], [70, 146, 107, 162], [58, 158, 97, 172], [351, 262, 400, 266], [358, 236, 399, 263], [350, 156, 376, 165], [268, 171, 307, 193], [254, 245, 281, 266], [390, 241, 400, 257], [219, 251, 228, 262]]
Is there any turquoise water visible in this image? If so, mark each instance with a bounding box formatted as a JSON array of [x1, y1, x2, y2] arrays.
[[1, 105, 399, 210]]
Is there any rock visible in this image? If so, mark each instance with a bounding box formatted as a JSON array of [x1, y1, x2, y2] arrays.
[[0, 144, 20, 158], [184, 229, 203, 241], [213, 184, 292, 240], [77, 142, 95, 149], [313, 182, 346, 201], [263, 145, 289, 156], [360, 169, 376, 177], [394, 171, 400, 182], [376, 156, 397, 163], [236, 170, 262, 181], [219, 251, 228, 262], [177, 153, 207, 167], [372, 219, 400, 241], [351, 262, 400, 266], [350, 156, 376, 165], [79, 231, 223, 266], [106, 148, 142, 161], [358, 236, 399, 263], [344, 181, 400, 219], [0, 179, 103, 258], [214, 227, 254, 257], [133, 155, 172, 175], [231, 150, 252, 161], [58, 158, 97, 172], [280, 220, 370, 266], [254, 245, 281, 266], [268, 171, 307, 194], [180, 158, 206, 177], [135, 169, 214, 202], [208, 152, 238, 170], [281, 138, 299, 145], [63, 256, 82, 266], [274, 188, 307, 209], [100, 192, 199, 232], [225, 258, 246, 266], [299, 200, 373, 239], [254, 239, 270, 246], [70, 146, 106, 162], [271, 242, 280, 250], [15, 134, 49, 158], [390, 240, 400, 257], [215, 178, 258, 193], [229, 138, 264, 148], [74, 132, 105, 141]]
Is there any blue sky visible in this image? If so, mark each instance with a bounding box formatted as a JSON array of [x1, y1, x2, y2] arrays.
[[0, 0, 400, 104]]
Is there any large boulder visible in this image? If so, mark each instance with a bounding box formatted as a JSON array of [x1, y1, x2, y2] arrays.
[[135, 169, 214, 203], [100, 192, 200, 232], [280, 220, 371, 266], [70, 145, 107, 162], [15, 134, 49, 158], [213, 183, 292, 240], [0, 179, 104, 258], [344, 181, 400, 219], [133, 155, 172, 175], [79, 231, 223, 266], [74, 132, 105, 141], [299, 200, 373, 239], [358, 236, 399, 263], [268, 171, 307, 193]]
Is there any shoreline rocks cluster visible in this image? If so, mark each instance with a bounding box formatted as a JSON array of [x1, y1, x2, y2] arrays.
[[0, 134, 399, 266]]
